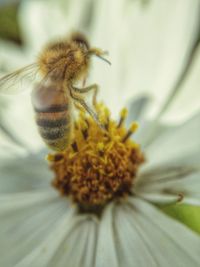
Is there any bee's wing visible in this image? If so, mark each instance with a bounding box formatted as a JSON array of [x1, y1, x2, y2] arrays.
[[0, 63, 40, 94]]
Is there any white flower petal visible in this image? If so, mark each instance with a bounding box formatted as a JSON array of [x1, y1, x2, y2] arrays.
[[13, 211, 97, 267], [0, 186, 98, 267], [114, 202, 157, 267], [134, 165, 200, 205], [95, 204, 119, 267], [0, 189, 57, 212], [143, 112, 200, 168], [127, 95, 151, 124], [1, 93, 44, 151], [124, 198, 200, 267], [97, 197, 200, 266], [133, 119, 171, 147], [90, 0, 200, 116], [135, 112, 200, 204], [0, 119, 27, 150], [162, 45, 200, 123], [12, 210, 74, 267], [48, 216, 97, 267], [0, 40, 28, 70], [0, 151, 51, 193], [0, 133, 26, 158], [0, 190, 72, 267]]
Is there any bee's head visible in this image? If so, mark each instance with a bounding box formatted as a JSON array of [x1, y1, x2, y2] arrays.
[[71, 32, 111, 65], [69, 32, 111, 82], [71, 32, 90, 52]]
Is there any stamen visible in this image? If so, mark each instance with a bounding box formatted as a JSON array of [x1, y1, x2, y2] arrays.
[[103, 107, 110, 130], [97, 142, 105, 156], [71, 141, 78, 152], [82, 129, 88, 140], [80, 120, 88, 139], [122, 123, 138, 142], [117, 108, 128, 128]]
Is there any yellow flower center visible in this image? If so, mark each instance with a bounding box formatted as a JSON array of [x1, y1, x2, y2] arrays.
[[47, 103, 144, 212]]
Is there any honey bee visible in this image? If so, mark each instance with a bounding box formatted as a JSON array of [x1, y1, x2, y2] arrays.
[[0, 32, 110, 151]]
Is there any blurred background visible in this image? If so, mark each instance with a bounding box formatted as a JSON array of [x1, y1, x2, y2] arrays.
[[0, 1, 21, 45]]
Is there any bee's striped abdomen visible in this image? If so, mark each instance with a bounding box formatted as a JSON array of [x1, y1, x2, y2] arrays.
[[31, 83, 72, 151]]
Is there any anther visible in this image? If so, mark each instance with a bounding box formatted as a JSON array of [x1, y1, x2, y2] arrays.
[[46, 154, 54, 162], [80, 120, 89, 140], [122, 123, 138, 142], [54, 154, 64, 161], [46, 153, 64, 162], [82, 128, 88, 139], [71, 141, 78, 152], [117, 108, 128, 128], [97, 142, 105, 156]]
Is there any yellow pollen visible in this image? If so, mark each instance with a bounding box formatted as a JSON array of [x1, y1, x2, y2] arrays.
[[48, 103, 145, 211], [120, 107, 128, 119], [117, 107, 128, 128]]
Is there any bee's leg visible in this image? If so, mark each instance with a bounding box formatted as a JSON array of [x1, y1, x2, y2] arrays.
[[70, 87, 104, 130], [71, 84, 99, 107], [74, 101, 84, 112]]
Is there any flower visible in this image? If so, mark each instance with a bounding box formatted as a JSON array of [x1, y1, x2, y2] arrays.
[[0, 0, 200, 267], [1, 98, 200, 266]]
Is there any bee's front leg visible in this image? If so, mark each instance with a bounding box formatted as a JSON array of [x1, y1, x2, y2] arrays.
[[69, 85, 105, 131]]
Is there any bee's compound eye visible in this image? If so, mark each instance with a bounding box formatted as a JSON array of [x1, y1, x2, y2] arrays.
[[71, 33, 89, 51]]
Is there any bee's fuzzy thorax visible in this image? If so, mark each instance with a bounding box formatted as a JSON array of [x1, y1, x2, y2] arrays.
[[37, 40, 90, 83]]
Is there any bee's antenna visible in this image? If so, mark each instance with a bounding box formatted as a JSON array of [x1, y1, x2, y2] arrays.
[[88, 48, 111, 65], [95, 55, 111, 65]]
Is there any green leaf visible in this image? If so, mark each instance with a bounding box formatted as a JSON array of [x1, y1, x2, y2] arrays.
[[0, 3, 21, 44], [160, 204, 200, 234]]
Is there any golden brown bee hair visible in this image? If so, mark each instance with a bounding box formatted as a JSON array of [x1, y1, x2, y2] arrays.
[[38, 32, 110, 84]]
